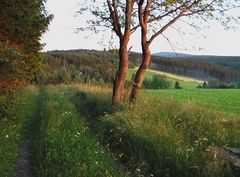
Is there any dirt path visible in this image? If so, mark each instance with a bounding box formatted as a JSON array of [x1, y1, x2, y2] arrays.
[[13, 90, 42, 177], [13, 140, 32, 177]]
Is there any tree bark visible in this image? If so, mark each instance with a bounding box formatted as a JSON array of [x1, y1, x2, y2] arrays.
[[130, 45, 151, 102], [130, 0, 151, 102], [112, 41, 129, 104], [111, 0, 133, 105]]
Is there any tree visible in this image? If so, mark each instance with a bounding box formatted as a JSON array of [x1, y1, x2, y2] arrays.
[[203, 81, 208, 88], [130, 0, 240, 101], [79, 1, 136, 104], [0, 0, 52, 94], [175, 81, 182, 89]]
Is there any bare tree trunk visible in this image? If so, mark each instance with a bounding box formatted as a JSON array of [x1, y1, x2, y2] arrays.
[[130, 0, 151, 102], [112, 42, 129, 104], [110, 0, 133, 105], [130, 45, 151, 102]]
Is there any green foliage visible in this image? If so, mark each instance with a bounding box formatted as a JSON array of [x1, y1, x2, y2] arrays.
[[0, 0, 52, 93], [34, 50, 119, 85], [175, 81, 182, 89], [151, 55, 240, 82], [203, 81, 208, 88], [208, 78, 220, 88], [143, 76, 172, 89], [206, 78, 235, 89]]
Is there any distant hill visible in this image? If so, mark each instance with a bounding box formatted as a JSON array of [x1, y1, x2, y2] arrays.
[[154, 52, 193, 58], [153, 52, 240, 70]]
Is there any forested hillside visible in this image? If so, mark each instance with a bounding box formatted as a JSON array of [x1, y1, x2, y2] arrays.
[[34, 50, 119, 85], [150, 56, 240, 82], [154, 52, 240, 69], [34, 50, 240, 85]]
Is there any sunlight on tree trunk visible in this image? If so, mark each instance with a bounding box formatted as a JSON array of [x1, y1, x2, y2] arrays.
[[112, 43, 129, 104]]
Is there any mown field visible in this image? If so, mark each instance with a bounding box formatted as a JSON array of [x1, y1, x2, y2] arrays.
[[1, 83, 240, 177], [128, 68, 240, 115]]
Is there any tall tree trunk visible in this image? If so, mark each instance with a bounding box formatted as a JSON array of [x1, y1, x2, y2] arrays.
[[110, 0, 133, 105], [129, 0, 151, 102], [112, 42, 129, 104], [130, 45, 151, 102]]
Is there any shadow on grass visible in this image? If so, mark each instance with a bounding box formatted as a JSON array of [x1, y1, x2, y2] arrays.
[[70, 89, 209, 177], [20, 88, 49, 176]]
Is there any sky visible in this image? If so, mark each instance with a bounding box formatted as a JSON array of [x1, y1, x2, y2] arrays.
[[41, 0, 240, 56]]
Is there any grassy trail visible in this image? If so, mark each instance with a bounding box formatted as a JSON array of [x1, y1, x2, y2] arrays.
[[32, 87, 125, 177], [1, 87, 126, 177], [1, 85, 240, 177], [13, 89, 41, 177]]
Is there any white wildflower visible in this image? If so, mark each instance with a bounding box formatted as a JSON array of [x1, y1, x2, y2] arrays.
[[136, 168, 141, 172]]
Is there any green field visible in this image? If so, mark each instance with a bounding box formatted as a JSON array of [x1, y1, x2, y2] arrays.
[[127, 68, 202, 89], [128, 68, 240, 115]]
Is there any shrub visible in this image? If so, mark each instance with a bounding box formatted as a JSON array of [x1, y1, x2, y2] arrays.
[[207, 78, 235, 89], [175, 81, 182, 89], [143, 77, 171, 89]]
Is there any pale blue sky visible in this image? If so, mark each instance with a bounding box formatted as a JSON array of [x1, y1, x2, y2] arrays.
[[41, 0, 240, 56]]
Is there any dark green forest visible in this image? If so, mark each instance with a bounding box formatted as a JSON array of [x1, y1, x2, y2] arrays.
[[150, 56, 240, 82], [34, 49, 240, 86]]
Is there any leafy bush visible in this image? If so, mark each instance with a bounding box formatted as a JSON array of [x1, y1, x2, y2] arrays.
[[201, 78, 236, 89], [143, 77, 171, 89], [175, 81, 182, 89]]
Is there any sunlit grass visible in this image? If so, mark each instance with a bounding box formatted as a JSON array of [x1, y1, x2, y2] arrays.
[[144, 88, 240, 115], [1, 84, 239, 177], [127, 68, 201, 89], [72, 85, 240, 177]]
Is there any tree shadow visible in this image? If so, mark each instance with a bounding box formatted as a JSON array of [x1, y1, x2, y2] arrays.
[[69, 88, 217, 177]]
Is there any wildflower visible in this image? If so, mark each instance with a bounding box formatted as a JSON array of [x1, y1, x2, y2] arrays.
[[95, 161, 99, 165], [5, 135, 9, 138], [136, 168, 141, 172], [202, 137, 208, 141]]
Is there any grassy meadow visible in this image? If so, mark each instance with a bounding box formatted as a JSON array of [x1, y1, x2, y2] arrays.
[[128, 68, 240, 115], [1, 82, 240, 177]]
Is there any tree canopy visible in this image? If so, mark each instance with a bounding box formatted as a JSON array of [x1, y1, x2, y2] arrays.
[[0, 0, 52, 94]]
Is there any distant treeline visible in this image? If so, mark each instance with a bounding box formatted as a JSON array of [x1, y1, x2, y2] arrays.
[[34, 49, 138, 85], [33, 49, 240, 85], [33, 50, 118, 85], [149, 56, 240, 82]]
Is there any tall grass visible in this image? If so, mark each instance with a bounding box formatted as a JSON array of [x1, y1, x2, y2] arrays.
[[71, 84, 240, 177], [0, 88, 37, 177], [33, 86, 125, 177]]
